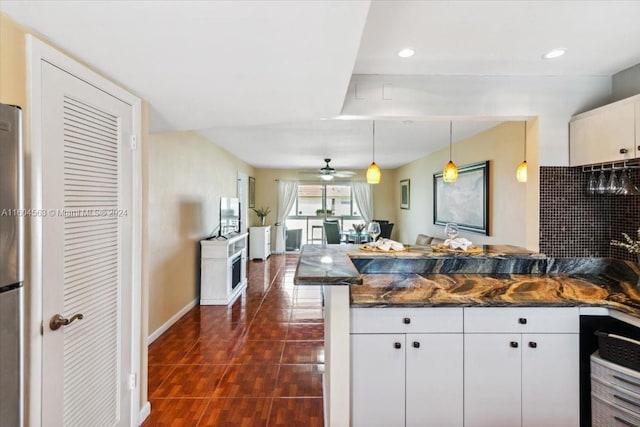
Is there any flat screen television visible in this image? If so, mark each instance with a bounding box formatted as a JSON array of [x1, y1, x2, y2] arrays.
[[220, 197, 240, 236]]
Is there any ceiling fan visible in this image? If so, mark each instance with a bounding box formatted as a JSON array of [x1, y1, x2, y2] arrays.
[[302, 158, 356, 181]]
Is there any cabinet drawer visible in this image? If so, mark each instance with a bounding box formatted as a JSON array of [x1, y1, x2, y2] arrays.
[[592, 394, 640, 427], [464, 307, 579, 333], [351, 307, 463, 334], [592, 352, 640, 396], [592, 378, 640, 417]]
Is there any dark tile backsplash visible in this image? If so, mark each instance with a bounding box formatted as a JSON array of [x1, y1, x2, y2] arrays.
[[539, 167, 640, 261]]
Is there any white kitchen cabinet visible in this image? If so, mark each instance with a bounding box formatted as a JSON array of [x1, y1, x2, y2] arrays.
[[464, 307, 580, 427], [351, 308, 464, 427], [249, 226, 271, 260], [569, 96, 639, 166], [406, 333, 464, 427], [521, 333, 580, 427], [351, 334, 406, 427], [464, 334, 522, 427]]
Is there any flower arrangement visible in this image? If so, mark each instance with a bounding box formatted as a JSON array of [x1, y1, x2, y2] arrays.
[[252, 206, 271, 225], [610, 228, 640, 256]]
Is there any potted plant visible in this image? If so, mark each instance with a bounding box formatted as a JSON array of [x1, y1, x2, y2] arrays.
[[252, 206, 271, 226], [315, 208, 333, 216], [611, 228, 640, 285]]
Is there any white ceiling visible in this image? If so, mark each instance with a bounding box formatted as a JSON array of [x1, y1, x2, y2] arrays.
[[200, 119, 503, 169], [356, 1, 640, 76], [3, 1, 640, 170]]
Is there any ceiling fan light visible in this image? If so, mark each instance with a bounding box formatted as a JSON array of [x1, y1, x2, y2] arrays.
[[320, 174, 334, 181], [443, 160, 458, 183], [516, 161, 528, 183], [367, 162, 381, 184]]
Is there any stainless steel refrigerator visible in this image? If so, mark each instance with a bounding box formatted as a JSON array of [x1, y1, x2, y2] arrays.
[[0, 103, 24, 427]]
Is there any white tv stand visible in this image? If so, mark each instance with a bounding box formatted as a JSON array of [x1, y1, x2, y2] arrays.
[[200, 232, 248, 305]]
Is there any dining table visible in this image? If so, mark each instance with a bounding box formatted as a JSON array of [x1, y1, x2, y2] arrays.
[[341, 229, 372, 244]]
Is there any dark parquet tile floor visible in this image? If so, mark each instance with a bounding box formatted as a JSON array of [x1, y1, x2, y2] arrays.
[[143, 254, 324, 427]]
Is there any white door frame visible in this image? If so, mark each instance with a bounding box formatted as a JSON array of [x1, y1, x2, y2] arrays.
[[26, 35, 143, 427]]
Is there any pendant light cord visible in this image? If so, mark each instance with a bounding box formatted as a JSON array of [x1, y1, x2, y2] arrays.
[[449, 120, 453, 160], [372, 121, 376, 162], [523, 121, 527, 160]]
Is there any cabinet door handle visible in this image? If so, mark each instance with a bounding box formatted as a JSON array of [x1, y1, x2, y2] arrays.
[[394, 342, 402, 349], [620, 148, 629, 154], [518, 318, 527, 324], [528, 341, 537, 348], [614, 416, 640, 427], [413, 341, 420, 348], [614, 394, 640, 410], [403, 317, 411, 324], [510, 341, 519, 348], [613, 375, 640, 389]]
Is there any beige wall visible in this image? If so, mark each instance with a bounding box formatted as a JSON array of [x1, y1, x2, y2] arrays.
[[147, 131, 254, 334], [395, 121, 539, 249], [0, 14, 27, 107], [252, 168, 398, 241]]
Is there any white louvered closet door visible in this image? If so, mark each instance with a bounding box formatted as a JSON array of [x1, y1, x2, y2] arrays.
[[41, 61, 133, 427]]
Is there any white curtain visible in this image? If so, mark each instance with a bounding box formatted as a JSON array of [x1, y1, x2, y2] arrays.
[[274, 180, 298, 253], [353, 181, 374, 224]]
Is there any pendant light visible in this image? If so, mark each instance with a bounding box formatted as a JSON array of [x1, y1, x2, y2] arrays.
[[367, 121, 381, 184], [516, 121, 528, 183], [442, 121, 458, 182]]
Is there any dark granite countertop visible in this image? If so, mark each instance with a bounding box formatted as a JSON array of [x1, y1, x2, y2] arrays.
[[350, 272, 640, 316], [294, 243, 640, 317], [293, 245, 362, 286]]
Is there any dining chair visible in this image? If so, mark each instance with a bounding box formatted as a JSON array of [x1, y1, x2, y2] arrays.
[[323, 220, 343, 244]]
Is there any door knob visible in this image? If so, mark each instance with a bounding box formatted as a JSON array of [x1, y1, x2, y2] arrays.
[[50, 313, 84, 331]]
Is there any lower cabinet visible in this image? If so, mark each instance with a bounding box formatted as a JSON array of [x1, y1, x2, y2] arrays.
[[352, 333, 464, 427], [407, 334, 464, 426], [351, 333, 406, 427], [351, 307, 580, 427], [464, 307, 580, 427], [464, 333, 579, 427], [351, 307, 464, 427]]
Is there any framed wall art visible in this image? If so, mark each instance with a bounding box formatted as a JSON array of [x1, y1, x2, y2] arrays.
[[433, 161, 489, 235], [400, 179, 410, 209], [248, 176, 256, 208]]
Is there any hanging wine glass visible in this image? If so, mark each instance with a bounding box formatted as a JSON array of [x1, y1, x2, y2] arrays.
[[619, 170, 640, 196], [607, 170, 620, 194], [596, 171, 608, 194], [587, 171, 597, 194]]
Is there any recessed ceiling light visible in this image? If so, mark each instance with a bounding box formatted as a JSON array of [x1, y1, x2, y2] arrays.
[[542, 48, 567, 60], [398, 48, 415, 58]]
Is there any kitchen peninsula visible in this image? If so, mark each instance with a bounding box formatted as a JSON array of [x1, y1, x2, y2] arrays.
[[294, 244, 640, 427]]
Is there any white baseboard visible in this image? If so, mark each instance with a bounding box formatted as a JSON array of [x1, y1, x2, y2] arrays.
[[147, 298, 198, 344], [138, 401, 151, 426]]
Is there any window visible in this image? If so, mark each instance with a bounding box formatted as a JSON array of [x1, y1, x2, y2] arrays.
[[285, 183, 364, 249], [289, 183, 360, 217]]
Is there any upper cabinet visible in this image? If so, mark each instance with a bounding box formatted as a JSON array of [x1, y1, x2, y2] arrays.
[[569, 94, 640, 166]]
